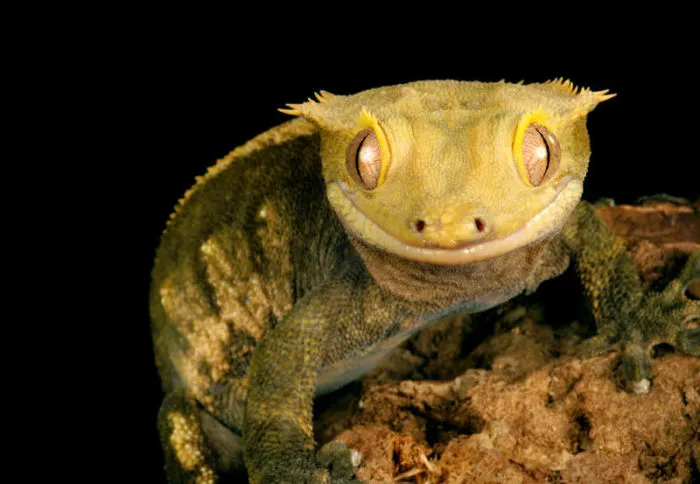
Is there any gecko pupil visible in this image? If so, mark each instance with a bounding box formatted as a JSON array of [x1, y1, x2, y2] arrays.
[[539, 131, 550, 167]]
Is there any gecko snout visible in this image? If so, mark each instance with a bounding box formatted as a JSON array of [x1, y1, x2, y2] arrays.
[[410, 212, 490, 248]]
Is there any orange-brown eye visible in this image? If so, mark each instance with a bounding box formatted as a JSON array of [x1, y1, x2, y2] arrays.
[[347, 128, 382, 190], [521, 123, 560, 186]]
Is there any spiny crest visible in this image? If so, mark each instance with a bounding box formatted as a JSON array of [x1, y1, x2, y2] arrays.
[[542, 78, 615, 120], [357, 106, 379, 129], [590, 89, 616, 104], [278, 90, 336, 117], [545, 77, 616, 104], [545, 78, 581, 95], [314, 90, 335, 103]]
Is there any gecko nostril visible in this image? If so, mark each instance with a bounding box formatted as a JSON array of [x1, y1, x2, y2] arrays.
[[474, 217, 486, 232], [414, 219, 426, 232]]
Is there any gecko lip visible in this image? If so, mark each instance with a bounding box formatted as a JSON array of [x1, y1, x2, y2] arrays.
[[329, 176, 581, 265]]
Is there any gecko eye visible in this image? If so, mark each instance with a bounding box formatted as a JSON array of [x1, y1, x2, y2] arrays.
[[347, 128, 382, 190], [521, 123, 560, 186]]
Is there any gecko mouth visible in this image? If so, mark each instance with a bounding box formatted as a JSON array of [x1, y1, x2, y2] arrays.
[[327, 177, 582, 265]]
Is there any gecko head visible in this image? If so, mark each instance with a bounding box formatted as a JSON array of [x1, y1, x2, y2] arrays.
[[282, 80, 613, 265]]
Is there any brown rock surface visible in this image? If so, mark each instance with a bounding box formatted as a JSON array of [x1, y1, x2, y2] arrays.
[[314, 198, 700, 483]]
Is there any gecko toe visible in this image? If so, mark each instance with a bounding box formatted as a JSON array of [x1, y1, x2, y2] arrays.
[[619, 343, 653, 392], [676, 327, 700, 357]]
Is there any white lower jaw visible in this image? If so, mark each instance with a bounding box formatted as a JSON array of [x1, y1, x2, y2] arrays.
[[327, 178, 582, 266]]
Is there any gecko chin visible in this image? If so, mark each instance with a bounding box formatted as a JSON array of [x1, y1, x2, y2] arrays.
[[327, 177, 582, 266]]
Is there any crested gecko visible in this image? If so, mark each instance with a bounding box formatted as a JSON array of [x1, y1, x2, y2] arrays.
[[150, 80, 699, 483]]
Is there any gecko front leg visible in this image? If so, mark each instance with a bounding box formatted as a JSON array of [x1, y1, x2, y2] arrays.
[[563, 202, 699, 392], [244, 268, 402, 483]]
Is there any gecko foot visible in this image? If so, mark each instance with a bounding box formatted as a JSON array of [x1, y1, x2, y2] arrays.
[[576, 251, 699, 393], [621, 250, 699, 392]]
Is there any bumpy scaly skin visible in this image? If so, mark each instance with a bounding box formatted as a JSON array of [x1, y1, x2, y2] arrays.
[[150, 81, 699, 483], [562, 202, 700, 392]]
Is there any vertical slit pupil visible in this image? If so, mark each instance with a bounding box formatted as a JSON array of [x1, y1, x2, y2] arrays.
[[539, 129, 551, 172], [475, 218, 485, 232]]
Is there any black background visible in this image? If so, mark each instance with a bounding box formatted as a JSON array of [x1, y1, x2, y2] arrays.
[[109, 28, 698, 483]]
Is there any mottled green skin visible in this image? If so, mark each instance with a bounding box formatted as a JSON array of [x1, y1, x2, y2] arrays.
[[151, 116, 699, 483]]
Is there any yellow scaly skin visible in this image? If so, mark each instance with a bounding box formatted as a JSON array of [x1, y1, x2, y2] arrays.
[[150, 80, 699, 483]]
